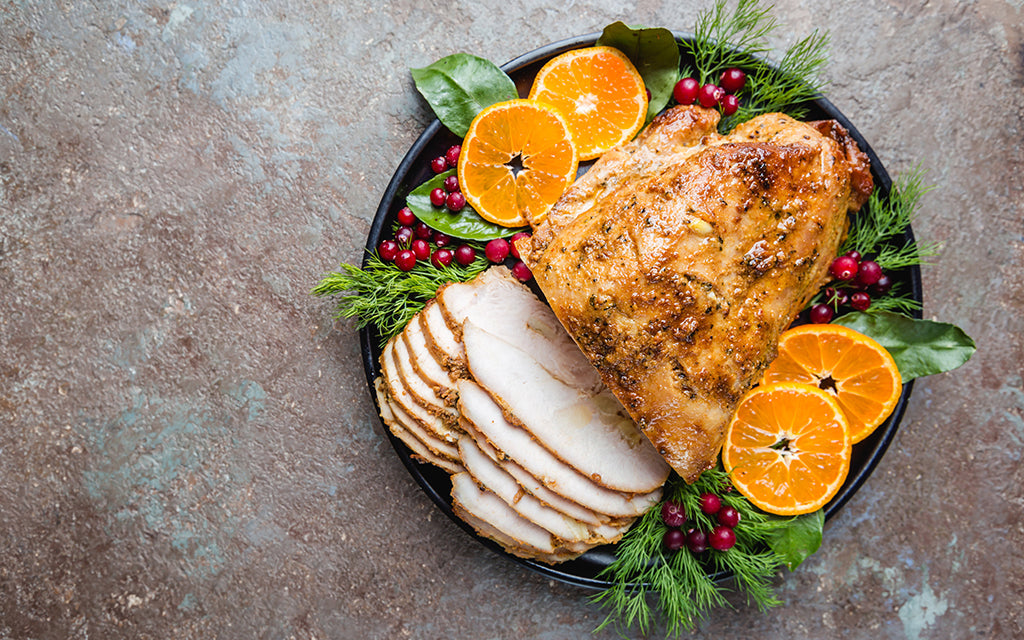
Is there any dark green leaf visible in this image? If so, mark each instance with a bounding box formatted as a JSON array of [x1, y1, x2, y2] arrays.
[[597, 22, 680, 122], [833, 311, 976, 383], [410, 53, 518, 137], [406, 171, 526, 240], [765, 510, 823, 571]]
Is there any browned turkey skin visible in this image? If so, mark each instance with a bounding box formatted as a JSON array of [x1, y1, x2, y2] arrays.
[[522, 105, 873, 482]]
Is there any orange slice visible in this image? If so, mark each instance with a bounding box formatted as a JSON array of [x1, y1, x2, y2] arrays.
[[528, 46, 648, 161], [457, 99, 579, 227], [723, 382, 852, 516], [762, 324, 902, 444]]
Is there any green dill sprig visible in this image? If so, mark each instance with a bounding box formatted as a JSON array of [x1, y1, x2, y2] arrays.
[[682, 0, 830, 131], [312, 252, 488, 346], [685, 0, 776, 86], [873, 239, 940, 272], [840, 166, 936, 257], [592, 468, 784, 636], [726, 30, 830, 127], [866, 282, 922, 315]]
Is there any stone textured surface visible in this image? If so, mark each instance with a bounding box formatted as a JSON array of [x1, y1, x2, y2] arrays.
[[1, 1, 1021, 638]]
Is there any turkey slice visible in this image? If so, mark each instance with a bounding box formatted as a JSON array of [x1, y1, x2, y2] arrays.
[[452, 497, 579, 564], [402, 314, 457, 404], [458, 379, 661, 518], [437, 267, 602, 392], [458, 434, 602, 544], [462, 420, 608, 526], [450, 472, 561, 555], [463, 322, 670, 493], [391, 332, 459, 428], [381, 339, 459, 444], [420, 300, 466, 377], [374, 379, 462, 474]]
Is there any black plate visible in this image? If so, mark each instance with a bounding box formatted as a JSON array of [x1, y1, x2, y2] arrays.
[[358, 33, 922, 589]]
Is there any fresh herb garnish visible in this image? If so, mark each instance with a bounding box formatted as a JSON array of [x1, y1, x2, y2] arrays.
[[313, 252, 488, 346], [840, 166, 938, 260], [592, 467, 820, 636], [682, 0, 830, 131]]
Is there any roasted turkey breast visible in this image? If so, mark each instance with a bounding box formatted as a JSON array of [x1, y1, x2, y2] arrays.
[[521, 105, 873, 482]]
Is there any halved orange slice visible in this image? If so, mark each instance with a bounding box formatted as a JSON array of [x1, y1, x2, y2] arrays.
[[528, 46, 648, 161], [762, 324, 902, 444], [457, 99, 578, 227], [723, 382, 852, 516]]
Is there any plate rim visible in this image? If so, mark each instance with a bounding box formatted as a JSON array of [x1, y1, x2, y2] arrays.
[[357, 32, 922, 589]]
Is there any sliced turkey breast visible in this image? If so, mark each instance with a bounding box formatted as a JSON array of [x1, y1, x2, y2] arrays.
[[374, 379, 462, 474], [452, 498, 579, 564], [464, 423, 608, 526], [457, 379, 661, 518], [458, 434, 605, 544], [420, 300, 467, 377], [381, 340, 459, 444], [437, 266, 602, 392], [402, 314, 457, 404], [391, 332, 459, 428], [450, 472, 560, 555], [463, 322, 670, 493]]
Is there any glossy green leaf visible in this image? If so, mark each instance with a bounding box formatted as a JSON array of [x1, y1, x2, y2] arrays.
[[406, 171, 526, 241], [833, 311, 976, 383], [410, 54, 518, 137], [765, 510, 823, 571], [597, 22, 680, 122]]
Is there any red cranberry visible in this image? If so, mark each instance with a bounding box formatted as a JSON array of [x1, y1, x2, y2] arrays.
[[429, 188, 447, 207], [433, 232, 451, 248], [445, 145, 461, 167], [378, 239, 399, 261], [485, 238, 510, 263], [414, 222, 432, 239], [699, 492, 722, 515], [430, 248, 453, 269], [454, 244, 476, 266], [430, 156, 448, 174], [871, 274, 893, 296], [685, 529, 708, 554], [446, 191, 466, 212], [661, 500, 687, 528], [708, 525, 736, 551], [663, 528, 686, 551], [717, 505, 741, 528], [443, 175, 460, 193], [698, 84, 725, 108], [411, 238, 431, 260], [855, 260, 883, 287], [673, 77, 700, 105], [721, 94, 739, 116], [809, 303, 834, 324], [511, 260, 532, 282], [850, 291, 871, 311], [719, 67, 747, 93], [830, 255, 859, 281], [509, 231, 531, 259], [844, 250, 862, 262], [394, 250, 416, 272], [396, 207, 416, 227], [394, 226, 414, 247]]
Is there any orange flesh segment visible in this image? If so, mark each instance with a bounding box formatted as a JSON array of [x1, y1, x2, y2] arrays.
[[723, 382, 851, 516], [762, 324, 902, 444]]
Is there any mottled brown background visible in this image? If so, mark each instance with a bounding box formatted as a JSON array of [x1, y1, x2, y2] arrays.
[[1, 1, 1021, 638]]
